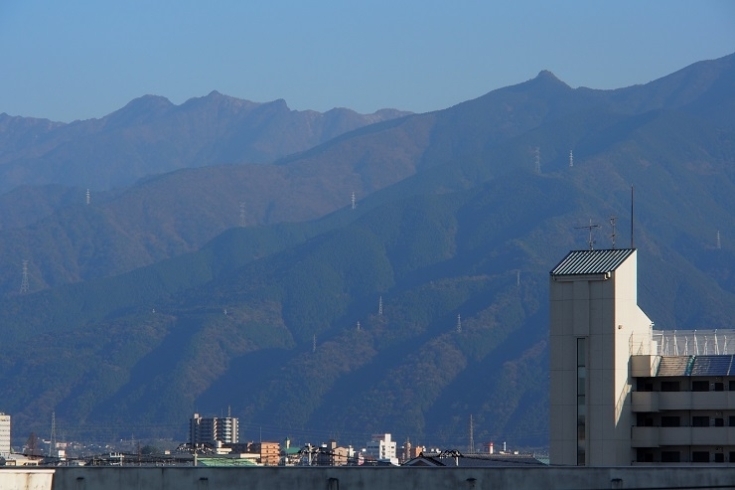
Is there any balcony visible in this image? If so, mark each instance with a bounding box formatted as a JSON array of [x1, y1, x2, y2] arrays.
[[632, 391, 659, 412], [631, 427, 659, 448], [631, 391, 735, 412]]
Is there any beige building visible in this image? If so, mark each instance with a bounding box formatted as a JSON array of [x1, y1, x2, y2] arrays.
[[550, 248, 735, 465], [550, 249, 653, 465]]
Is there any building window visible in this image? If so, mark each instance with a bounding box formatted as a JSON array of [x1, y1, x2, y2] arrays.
[[661, 416, 680, 427], [714, 382, 724, 392], [692, 381, 709, 392], [661, 381, 680, 392], [577, 338, 586, 466], [729, 380, 735, 391], [729, 416, 735, 427], [714, 453, 725, 463], [715, 418, 724, 427], [661, 451, 680, 463], [637, 414, 653, 427], [692, 451, 709, 463], [692, 416, 710, 427], [729, 452, 735, 462]]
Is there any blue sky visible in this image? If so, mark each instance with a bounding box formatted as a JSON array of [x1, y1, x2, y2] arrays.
[[1, 0, 734, 122]]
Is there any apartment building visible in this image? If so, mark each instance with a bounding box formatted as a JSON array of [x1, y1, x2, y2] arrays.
[[0, 413, 10, 457], [189, 414, 239, 447], [550, 248, 735, 465]]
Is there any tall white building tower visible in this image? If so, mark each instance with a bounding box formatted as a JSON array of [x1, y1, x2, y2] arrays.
[[0, 413, 10, 457], [549, 249, 653, 465]]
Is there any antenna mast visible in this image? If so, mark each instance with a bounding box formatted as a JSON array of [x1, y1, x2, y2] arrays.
[[610, 216, 617, 249], [630, 186, 635, 249], [575, 219, 600, 250]]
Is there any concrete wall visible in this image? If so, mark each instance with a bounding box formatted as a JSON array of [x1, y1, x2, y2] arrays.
[[0, 469, 54, 490], [47, 466, 735, 490]]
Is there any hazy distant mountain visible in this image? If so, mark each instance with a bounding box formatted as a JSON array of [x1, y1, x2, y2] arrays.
[[0, 53, 734, 448], [0, 92, 410, 193]]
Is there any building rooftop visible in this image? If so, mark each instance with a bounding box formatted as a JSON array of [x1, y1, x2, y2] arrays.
[[550, 248, 634, 276], [655, 355, 735, 377]]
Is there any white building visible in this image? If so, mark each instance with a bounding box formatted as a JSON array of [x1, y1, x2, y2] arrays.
[[189, 414, 239, 447], [0, 413, 9, 457], [366, 433, 397, 462], [550, 248, 735, 465]]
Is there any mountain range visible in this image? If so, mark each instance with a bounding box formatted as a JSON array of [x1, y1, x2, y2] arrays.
[[0, 53, 734, 449]]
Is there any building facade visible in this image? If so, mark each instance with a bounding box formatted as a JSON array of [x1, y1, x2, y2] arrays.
[[550, 248, 735, 465], [189, 414, 239, 447], [366, 433, 397, 462], [0, 413, 10, 457], [549, 249, 653, 465]]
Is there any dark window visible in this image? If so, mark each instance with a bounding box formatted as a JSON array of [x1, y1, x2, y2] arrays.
[[637, 414, 654, 427], [730, 416, 735, 427], [693, 416, 710, 427], [637, 379, 653, 391], [692, 451, 709, 463], [715, 453, 725, 463], [661, 451, 680, 463], [662, 416, 681, 427], [729, 380, 735, 391], [715, 418, 724, 427], [661, 381, 680, 392], [714, 382, 724, 392], [693, 381, 709, 392], [729, 452, 735, 462]]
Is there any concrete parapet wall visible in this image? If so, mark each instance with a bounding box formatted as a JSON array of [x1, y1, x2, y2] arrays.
[[49, 466, 735, 490], [0, 469, 54, 490]]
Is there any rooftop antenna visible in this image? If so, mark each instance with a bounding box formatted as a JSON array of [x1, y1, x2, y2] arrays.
[[534, 147, 540, 174], [717, 230, 721, 250], [630, 186, 635, 249], [378, 296, 383, 316], [610, 216, 617, 249], [239, 202, 246, 227], [456, 314, 462, 334], [351, 191, 356, 210], [569, 150, 574, 168], [575, 219, 600, 250], [20, 260, 29, 294], [86, 188, 90, 205]]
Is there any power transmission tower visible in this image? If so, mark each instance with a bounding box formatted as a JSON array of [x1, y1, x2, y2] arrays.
[[469, 414, 475, 454], [86, 188, 90, 205], [717, 230, 721, 250], [20, 260, 29, 294], [569, 150, 574, 167], [50, 411, 57, 457], [240, 202, 246, 227], [378, 296, 383, 316], [356, 321, 361, 331], [534, 147, 540, 174], [312, 334, 316, 353], [351, 191, 356, 210], [610, 216, 617, 249], [456, 314, 462, 334]]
